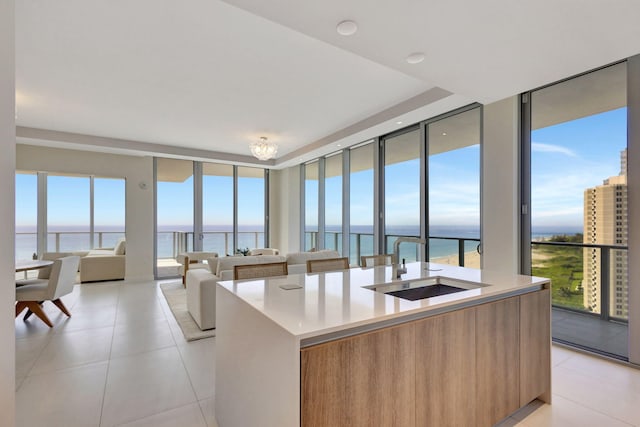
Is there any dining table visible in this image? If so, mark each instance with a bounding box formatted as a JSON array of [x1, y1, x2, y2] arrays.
[[15, 260, 53, 273]]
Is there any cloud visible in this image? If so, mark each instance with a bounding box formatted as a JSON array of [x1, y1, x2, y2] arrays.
[[531, 142, 577, 157]]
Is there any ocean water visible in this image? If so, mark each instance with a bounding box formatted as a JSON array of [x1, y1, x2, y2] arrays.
[[15, 224, 582, 262], [15, 226, 263, 261], [310, 225, 481, 263]]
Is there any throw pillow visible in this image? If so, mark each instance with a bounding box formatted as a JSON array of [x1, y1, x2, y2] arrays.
[[114, 238, 126, 255]]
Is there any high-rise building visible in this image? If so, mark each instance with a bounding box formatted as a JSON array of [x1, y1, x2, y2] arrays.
[[583, 149, 628, 318]]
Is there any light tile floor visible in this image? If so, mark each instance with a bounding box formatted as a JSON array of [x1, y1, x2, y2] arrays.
[[15, 279, 640, 427], [15, 279, 217, 427]]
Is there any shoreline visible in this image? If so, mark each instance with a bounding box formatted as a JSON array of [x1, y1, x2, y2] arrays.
[[431, 250, 480, 269]]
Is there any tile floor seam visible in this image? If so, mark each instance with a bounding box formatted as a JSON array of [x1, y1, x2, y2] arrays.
[[549, 389, 637, 426], [18, 333, 54, 381], [113, 401, 206, 427], [556, 359, 640, 393], [18, 359, 110, 393], [98, 284, 121, 427], [174, 336, 203, 406]]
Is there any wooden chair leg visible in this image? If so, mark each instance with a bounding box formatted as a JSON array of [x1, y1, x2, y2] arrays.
[[52, 299, 71, 317], [15, 301, 28, 317], [24, 301, 53, 327], [23, 301, 44, 320], [183, 258, 190, 288]]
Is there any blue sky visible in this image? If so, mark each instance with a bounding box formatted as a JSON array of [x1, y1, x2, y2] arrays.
[[16, 175, 125, 231], [531, 107, 626, 227], [308, 148, 480, 229], [158, 175, 266, 229], [332, 107, 625, 229], [16, 107, 626, 232]]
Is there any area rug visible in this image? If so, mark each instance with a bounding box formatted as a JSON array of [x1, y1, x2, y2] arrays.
[[160, 281, 215, 341]]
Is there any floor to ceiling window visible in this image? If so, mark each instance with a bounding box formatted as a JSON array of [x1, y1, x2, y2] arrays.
[[156, 159, 194, 277], [304, 161, 319, 251], [202, 163, 234, 256], [93, 177, 126, 249], [300, 105, 482, 267], [155, 159, 270, 277], [47, 174, 91, 252], [349, 142, 375, 265], [383, 127, 421, 262], [324, 153, 342, 252], [15, 171, 126, 271], [15, 172, 37, 262], [427, 107, 481, 268], [526, 62, 628, 359], [237, 166, 266, 252]]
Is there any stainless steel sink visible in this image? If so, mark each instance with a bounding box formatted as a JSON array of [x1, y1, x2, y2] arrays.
[[364, 276, 484, 301]]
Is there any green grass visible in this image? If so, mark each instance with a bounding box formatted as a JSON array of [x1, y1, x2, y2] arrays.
[[532, 244, 587, 311]]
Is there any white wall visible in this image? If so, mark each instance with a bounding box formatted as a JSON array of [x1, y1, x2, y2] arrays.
[[17, 145, 155, 281], [0, 0, 15, 421], [481, 96, 520, 274], [269, 167, 301, 255]]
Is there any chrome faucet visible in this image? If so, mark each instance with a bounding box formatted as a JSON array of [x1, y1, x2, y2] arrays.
[[392, 237, 426, 278]]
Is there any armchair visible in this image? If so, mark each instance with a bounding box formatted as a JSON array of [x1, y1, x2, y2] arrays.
[[177, 252, 218, 285]]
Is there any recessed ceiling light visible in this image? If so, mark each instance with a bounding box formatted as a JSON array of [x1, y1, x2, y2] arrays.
[[337, 144, 342, 147], [336, 20, 358, 36], [442, 132, 447, 136], [396, 121, 403, 125], [406, 52, 426, 64]]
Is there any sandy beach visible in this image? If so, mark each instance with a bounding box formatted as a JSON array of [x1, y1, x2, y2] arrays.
[[431, 250, 481, 269], [429, 246, 553, 270]]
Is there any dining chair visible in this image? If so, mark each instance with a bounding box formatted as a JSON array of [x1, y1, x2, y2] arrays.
[[361, 254, 394, 267], [15, 256, 80, 327], [306, 257, 350, 273], [234, 261, 289, 280]]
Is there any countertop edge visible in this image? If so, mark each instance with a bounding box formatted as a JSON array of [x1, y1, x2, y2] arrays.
[[298, 282, 547, 348]]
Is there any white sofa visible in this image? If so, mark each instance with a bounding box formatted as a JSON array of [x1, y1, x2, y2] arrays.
[[186, 254, 286, 330], [41, 238, 126, 283]]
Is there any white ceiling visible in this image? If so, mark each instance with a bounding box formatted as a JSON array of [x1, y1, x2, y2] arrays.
[[15, 0, 640, 168]]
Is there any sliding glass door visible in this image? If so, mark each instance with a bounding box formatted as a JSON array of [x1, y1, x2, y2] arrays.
[[527, 62, 628, 358], [237, 166, 266, 251], [349, 143, 375, 264], [383, 127, 421, 261], [155, 159, 269, 277], [156, 159, 194, 277], [304, 161, 319, 251], [203, 163, 233, 256], [324, 153, 342, 252], [427, 107, 481, 268]]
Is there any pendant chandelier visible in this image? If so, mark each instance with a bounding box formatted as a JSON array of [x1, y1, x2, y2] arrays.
[[250, 136, 278, 161]]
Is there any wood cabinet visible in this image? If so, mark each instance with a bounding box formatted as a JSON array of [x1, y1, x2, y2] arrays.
[[415, 308, 476, 427], [301, 323, 416, 427], [475, 297, 520, 426], [520, 289, 551, 405], [301, 290, 550, 427]]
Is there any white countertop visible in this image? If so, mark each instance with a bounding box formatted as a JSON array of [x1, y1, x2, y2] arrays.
[[217, 262, 550, 341]]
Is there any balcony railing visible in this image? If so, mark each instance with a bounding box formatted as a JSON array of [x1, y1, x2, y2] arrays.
[[16, 231, 126, 260], [156, 231, 265, 259], [305, 231, 481, 267], [531, 241, 628, 322]]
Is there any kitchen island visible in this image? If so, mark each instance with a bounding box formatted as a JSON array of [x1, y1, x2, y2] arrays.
[[215, 262, 551, 427]]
